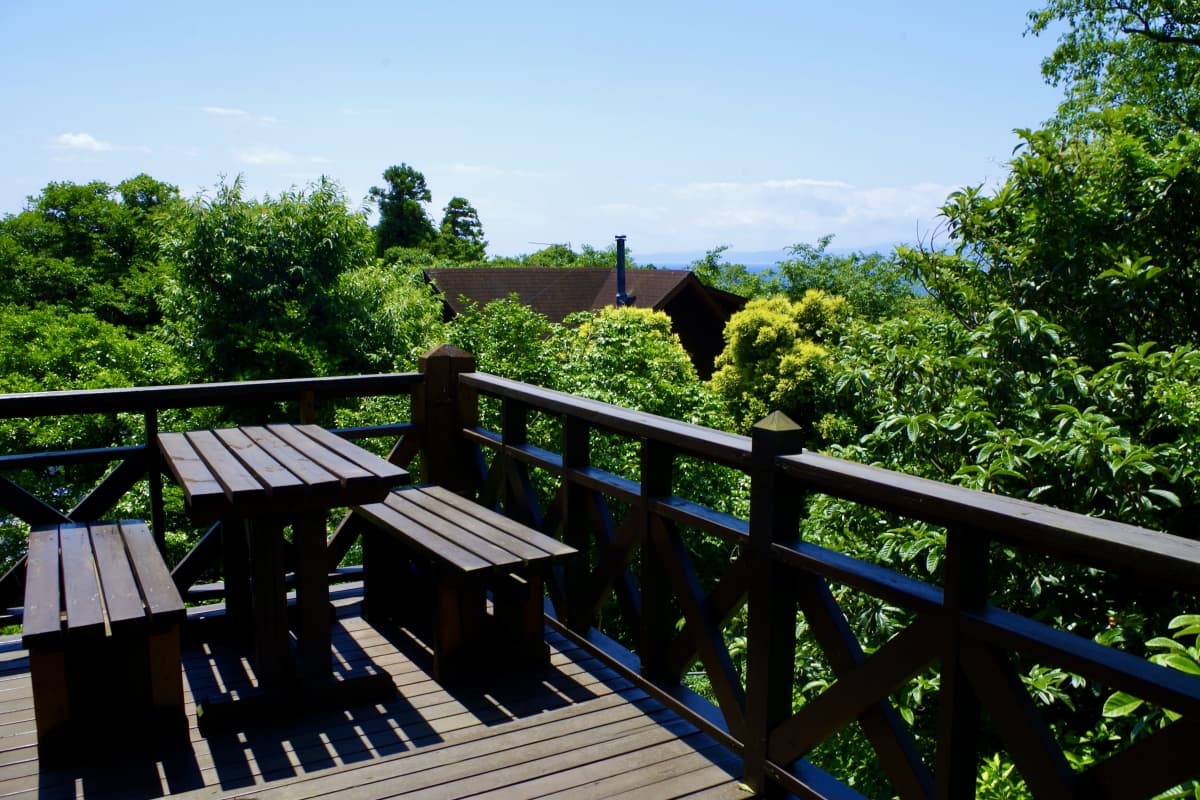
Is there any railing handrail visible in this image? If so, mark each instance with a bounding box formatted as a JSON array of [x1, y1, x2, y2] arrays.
[[0, 373, 424, 419], [466, 370, 1197, 590], [461, 372, 752, 468], [781, 450, 1200, 590]]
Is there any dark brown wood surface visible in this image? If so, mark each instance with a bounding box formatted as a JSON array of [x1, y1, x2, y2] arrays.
[[0, 592, 748, 799], [157, 424, 408, 522], [356, 485, 577, 573]]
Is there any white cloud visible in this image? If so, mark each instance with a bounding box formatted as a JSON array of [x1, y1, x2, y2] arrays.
[[234, 147, 330, 166], [203, 106, 276, 126], [235, 146, 296, 165], [51, 132, 112, 152], [667, 176, 954, 232], [444, 163, 545, 179]]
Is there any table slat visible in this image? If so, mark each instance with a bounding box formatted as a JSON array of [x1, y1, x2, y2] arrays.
[[269, 424, 377, 490], [297, 425, 409, 483], [241, 426, 342, 497], [185, 430, 262, 503], [214, 427, 307, 498], [157, 432, 226, 509]]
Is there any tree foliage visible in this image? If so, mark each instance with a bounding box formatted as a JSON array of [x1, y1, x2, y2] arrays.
[[433, 196, 488, 263], [160, 176, 377, 380], [1029, 0, 1200, 130], [0, 174, 178, 326], [709, 291, 851, 436], [905, 113, 1200, 364], [368, 163, 436, 254]]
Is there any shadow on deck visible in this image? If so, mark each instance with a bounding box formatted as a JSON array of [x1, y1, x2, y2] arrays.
[[0, 586, 748, 800]]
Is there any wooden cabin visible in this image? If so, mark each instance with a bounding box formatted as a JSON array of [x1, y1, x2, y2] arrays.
[[424, 268, 746, 379]]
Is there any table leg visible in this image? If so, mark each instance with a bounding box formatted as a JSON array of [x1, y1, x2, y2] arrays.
[[247, 517, 290, 687], [293, 514, 331, 680], [222, 520, 252, 639]]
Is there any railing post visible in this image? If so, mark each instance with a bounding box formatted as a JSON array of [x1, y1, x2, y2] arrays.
[[934, 526, 989, 799], [744, 411, 805, 797], [415, 344, 477, 493]]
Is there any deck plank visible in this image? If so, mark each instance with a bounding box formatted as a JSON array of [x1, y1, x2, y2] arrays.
[[0, 587, 748, 800]]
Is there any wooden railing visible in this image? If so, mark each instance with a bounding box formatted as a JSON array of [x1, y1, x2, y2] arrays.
[[0, 371, 425, 608], [435, 357, 1200, 799], [0, 344, 1198, 798]]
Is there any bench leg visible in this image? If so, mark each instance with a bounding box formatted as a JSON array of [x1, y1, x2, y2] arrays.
[[432, 569, 487, 683], [148, 625, 184, 719], [28, 648, 69, 747], [491, 572, 551, 670]]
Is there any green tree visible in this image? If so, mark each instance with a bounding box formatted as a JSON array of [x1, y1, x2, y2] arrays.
[[368, 163, 436, 255], [334, 259, 447, 372], [1029, 0, 1200, 131], [433, 197, 487, 263], [689, 246, 764, 298], [772, 236, 916, 320], [709, 291, 851, 436], [0, 175, 179, 326], [160, 176, 376, 380], [905, 114, 1200, 364]]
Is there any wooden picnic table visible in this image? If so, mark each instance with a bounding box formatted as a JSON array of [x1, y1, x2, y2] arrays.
[[157, 423, 407, 726]]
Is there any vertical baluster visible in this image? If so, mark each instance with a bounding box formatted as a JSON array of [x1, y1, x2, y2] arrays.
[[561, 416, 591, 631], [145, 407, 166, 551], [639, 440, 675, 681]]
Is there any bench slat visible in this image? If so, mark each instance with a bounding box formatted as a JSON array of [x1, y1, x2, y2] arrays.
[[423, 485, 577, 560], [398, 488, 552, 564], [385, 491, 522, 568], [91, 522, 147, 633], [357, 500, 492, 572], [59, 525, 105, 641], [22, 528, 63, 646], [121, 521, 186, 622]]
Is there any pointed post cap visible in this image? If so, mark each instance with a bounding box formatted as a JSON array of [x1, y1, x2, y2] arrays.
[[751, 410, 805, 458], [753, 410, 802, 434]]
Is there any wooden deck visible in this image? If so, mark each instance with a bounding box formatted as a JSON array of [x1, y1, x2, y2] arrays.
[[0, 587, 749, 800]]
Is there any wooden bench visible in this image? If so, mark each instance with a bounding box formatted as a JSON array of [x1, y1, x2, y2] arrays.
[[22, 520, 186, 762], [355, 485, 577, 683]]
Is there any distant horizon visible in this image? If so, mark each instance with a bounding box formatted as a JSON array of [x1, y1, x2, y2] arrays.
[[1, 2, 1059, 258]]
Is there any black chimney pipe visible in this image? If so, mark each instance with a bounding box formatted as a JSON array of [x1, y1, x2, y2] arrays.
[[615, 235, 628, 306]]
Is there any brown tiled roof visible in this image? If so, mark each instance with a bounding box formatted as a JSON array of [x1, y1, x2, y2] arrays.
[[424, 268, 699, 322]]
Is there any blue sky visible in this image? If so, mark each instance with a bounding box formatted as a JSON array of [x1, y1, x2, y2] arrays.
[[0, 1, 1062, 259]]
